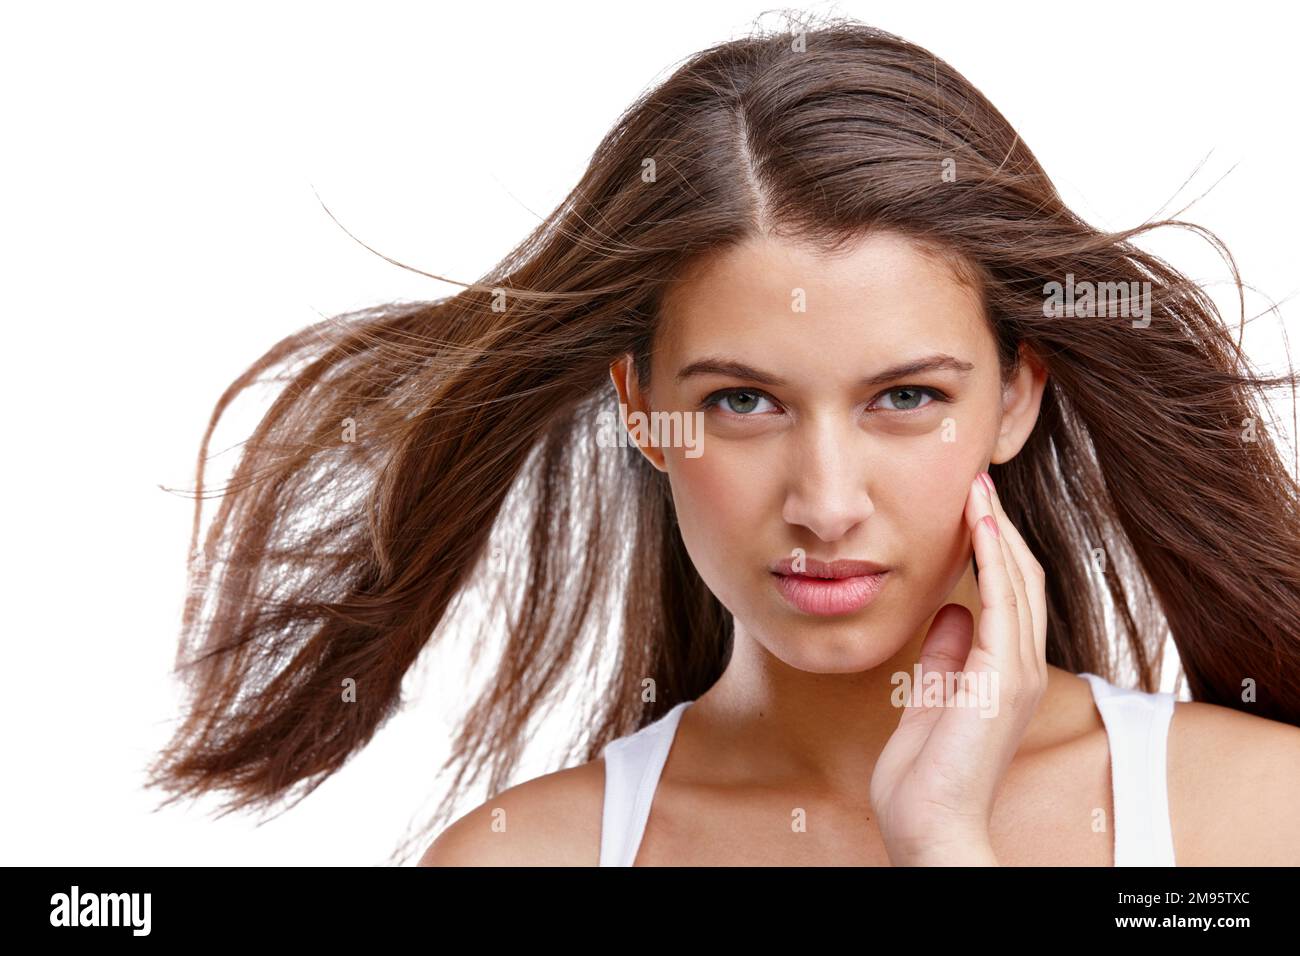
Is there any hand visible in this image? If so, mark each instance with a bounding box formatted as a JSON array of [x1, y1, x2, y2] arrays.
[[868, 471, 1048, 866]]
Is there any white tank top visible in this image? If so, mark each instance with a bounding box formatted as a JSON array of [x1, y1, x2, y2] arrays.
[[599, 670, 1177, 866]]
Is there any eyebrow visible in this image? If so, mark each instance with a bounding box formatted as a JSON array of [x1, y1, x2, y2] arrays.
[[675, 353, 975, 388]]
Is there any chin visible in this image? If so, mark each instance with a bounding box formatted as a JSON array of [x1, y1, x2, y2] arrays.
[[753, 617, 908, 674]]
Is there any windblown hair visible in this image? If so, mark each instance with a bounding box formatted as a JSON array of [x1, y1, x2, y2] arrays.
[[146, 13, 1300, 862]]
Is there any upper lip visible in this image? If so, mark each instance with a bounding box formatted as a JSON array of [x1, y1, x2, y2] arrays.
[[770, 556, 889, 579]]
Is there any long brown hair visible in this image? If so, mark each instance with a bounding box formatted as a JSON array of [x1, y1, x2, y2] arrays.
[[146, 13, 1300, 862]]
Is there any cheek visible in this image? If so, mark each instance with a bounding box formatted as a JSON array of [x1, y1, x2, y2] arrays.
[[667, 446, 764, 531], [877, 434, 983, 559], [662, 446, 769, 595]]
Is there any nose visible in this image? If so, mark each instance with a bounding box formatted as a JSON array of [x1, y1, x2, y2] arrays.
[[781, 421, 874, 542]]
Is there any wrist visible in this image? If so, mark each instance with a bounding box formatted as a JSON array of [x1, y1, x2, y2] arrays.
[[886, 829, 999, 866]]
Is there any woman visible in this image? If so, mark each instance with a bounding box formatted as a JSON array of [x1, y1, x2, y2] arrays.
[[147, 16, 1300, 865]]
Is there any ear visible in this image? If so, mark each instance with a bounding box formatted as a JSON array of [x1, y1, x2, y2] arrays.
[[608, 354, 668, 472], [990, 345, 1048, 465]]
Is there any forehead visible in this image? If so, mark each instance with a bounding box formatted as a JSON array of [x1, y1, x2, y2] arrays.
[[656, 231, 990, 378]]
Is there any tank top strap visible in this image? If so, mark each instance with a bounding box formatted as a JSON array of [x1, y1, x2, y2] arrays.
[[599, 701, 692, 867], [1078, 671, 1177, 866]]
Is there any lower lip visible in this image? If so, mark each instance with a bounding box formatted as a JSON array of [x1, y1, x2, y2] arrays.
[[771, 571, 889, 616]]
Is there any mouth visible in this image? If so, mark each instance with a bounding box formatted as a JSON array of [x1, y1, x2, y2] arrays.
[[768, 556, 891, 616]]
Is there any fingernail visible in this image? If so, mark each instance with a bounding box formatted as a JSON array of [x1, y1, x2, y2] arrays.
[[980, 471, 994, 496], [982, 514, 999, 538]]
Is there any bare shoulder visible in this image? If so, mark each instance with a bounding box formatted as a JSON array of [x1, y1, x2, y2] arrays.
[[417, 757, 606, 866], [1167, 696, 1300, 865]]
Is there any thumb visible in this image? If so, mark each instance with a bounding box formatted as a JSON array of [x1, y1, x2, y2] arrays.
[[915, 603, 975, 692]]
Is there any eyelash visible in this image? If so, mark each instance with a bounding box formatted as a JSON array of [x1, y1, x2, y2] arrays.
[[699, 385, 950, 417]]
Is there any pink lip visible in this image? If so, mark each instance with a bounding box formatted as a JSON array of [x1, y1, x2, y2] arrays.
[[770, 556, 888, 578], [771, 569, 889, 616]]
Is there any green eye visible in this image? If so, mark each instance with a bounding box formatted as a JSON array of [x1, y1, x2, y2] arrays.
[[703, 389, 777, 415], [877, 387, 939, 411]]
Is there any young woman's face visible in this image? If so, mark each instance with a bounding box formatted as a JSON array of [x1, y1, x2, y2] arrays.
[[612, 230, 1044, 672]]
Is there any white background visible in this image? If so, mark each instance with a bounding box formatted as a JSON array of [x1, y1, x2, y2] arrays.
[[2, 0, 1296, 865]]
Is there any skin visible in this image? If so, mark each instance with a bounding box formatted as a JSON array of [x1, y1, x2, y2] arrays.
[[420, 231, 1300, 867]]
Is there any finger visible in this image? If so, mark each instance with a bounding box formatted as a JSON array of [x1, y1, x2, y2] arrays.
[[974, 472, 1028, 659], [985, 475, 1045, 673], [982, 472, 1048, 674], [913, 603, 975, 711], [980, 473, 1031, 666], [965, 474, 1018, 664]]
